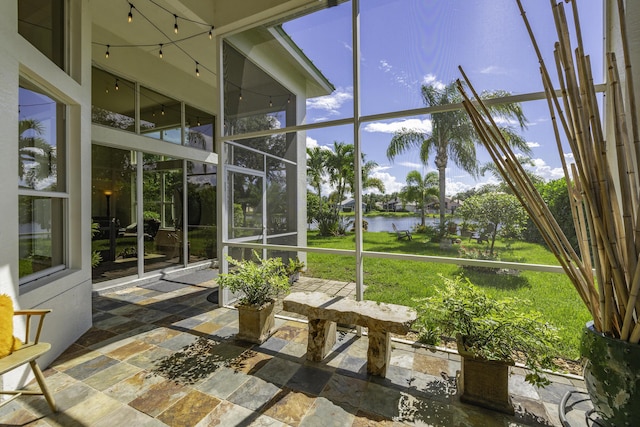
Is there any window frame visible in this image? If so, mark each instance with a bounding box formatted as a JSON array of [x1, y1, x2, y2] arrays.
[[18, 81, 70, 286]]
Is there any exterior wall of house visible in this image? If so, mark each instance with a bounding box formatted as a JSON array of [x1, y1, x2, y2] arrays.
[[605, 1, 640, 201], [1, 0, 93, 390]]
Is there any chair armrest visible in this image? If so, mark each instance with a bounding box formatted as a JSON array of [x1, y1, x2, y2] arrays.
[[13, 309, 52, 345]]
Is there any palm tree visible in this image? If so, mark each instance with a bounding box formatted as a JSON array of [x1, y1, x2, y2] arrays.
[[402, 170, 439, 226], [480, 154, 544, 188], [387, 81, 530, 229], [326, 142, 386, 214], [306, 146, 328, 199], [326, 142, 354, 214], [19, 118, 56, 190]]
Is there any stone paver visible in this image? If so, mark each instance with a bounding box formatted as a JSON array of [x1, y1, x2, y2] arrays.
[[0, 271, 595, 426]]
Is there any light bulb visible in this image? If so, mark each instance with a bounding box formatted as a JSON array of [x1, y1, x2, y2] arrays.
[[128, 4, 133, 22], [159, 44, 163, 59], [105, 45, 110, 58], [174, 15, 178, 34]]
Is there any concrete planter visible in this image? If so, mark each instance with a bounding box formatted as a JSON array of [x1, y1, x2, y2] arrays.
[[457, 338, 515, 415], [236, 300, 275, 344], [581, 321, 640, 426]]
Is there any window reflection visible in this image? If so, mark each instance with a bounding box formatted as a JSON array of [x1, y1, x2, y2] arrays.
[[18, 0, 65, 70], [185, 106, 215, 152], [91, 68, 136, 132], [140, 87, 181, 143]]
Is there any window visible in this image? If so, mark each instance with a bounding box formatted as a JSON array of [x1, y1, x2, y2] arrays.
[[18, 0, 66, 71], [18, 82, 67, 282], [91, 68, 136, 132]]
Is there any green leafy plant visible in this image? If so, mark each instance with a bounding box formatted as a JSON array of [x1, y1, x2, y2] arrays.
[[90, 221, 102, 267], [285, 257, 305, 276], [415, 275, 560, 387], [216, 251, 290, 306]]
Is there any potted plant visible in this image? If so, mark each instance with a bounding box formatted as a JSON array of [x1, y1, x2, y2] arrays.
[[415, 276, 560, 414], [285, 256, 305, 283], [216, 251, 290, 344], [455, 2, 640, 424]]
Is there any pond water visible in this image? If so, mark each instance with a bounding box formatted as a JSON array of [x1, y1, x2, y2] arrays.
[[310, 215, 463, 233]]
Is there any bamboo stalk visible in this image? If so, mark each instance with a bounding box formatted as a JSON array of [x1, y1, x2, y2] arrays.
[[608, 52, 638, 287], [458, 72, 599, 319]]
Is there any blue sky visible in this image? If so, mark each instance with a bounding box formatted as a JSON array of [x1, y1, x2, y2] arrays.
[[282, 0, 604, 197]]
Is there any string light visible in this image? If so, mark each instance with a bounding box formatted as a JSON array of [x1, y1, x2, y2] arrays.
[[269, 96, 273, 107], [196, 117, 201, 126], [174, 14, 179, 34], [128, 3, 134, 23], [105, 44, 110, 58], [239, 91, 243, 101], [209, 27, 213, 39], [159, 44, 163, 58], [115, 78, 119, 90], [161, 104, 165, 115], [287, 95, 291, 104], [195, 61, 200, 77]]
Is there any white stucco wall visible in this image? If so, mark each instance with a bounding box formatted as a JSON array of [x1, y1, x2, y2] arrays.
[[605, 1, 640, 201], [0, 0, 93, 390]]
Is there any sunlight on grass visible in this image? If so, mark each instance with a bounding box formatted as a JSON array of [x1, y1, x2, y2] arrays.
[[306, 230, 590, 360]]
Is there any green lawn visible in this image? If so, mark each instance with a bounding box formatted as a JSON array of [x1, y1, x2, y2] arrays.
[[306, 230, 591, 360]]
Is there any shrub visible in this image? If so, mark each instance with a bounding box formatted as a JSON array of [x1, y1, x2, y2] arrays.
[[216, 251, 290, 306], [415, 276, 561, 387]]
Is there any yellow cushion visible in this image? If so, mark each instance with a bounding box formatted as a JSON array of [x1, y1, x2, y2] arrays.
[[0, 294, 22, 358]]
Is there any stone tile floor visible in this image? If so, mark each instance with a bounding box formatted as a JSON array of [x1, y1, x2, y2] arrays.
[[0, 271, 597, 426]]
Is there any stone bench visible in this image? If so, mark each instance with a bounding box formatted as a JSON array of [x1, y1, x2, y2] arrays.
[[282, 291, 417, 377]]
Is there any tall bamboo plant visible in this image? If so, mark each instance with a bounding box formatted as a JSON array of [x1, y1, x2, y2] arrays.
[[456, 0, 640, 342]]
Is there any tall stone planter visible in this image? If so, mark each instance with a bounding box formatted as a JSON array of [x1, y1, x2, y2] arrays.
[[457, 339, 515, 415], [236, 300, 275, 344], [581, 321, 640, 426]]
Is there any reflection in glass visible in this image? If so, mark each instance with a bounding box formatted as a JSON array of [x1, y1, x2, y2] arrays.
[[19, 85, 65, 192], [266, 158, 293, 235], [143, 155, 184, 272], [18, 0, 65, 70], [91, 146, 137, 283], [18, 196, 64, 279], [187, 162, 217, 261], [227, 172, 263, 239], [140, 87, 181, 143], [91, 68, 136, 132], [185, 106, 215, 151]]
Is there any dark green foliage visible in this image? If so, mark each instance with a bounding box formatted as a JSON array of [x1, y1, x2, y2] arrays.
[[415, 276, 561, 387], [522, 178, 579, 252]]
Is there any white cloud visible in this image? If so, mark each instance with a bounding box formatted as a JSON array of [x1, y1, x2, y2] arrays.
[[445, 178, 473, 197], [528, 158, 564, 180], [370, 170, 405, 194], [398, 161, 424, 169], [306, 136, 319, 149], [343, 41, 352, 52], [306, 87, 353, 115], [564, 152, 574, 161], [479, 65, 508, 75], [363, 118, 432, 134], [492, 116, 520, 127], [527, 141, 541, 148], [422, 74, 446, 91], [379, 60, 392, 73]]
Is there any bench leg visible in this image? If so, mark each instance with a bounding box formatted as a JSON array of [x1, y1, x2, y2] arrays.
[[306, 319, 336, 362], [366, 330, 391, 377]]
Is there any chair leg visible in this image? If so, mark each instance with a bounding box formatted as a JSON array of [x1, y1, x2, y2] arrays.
[[29, 361, 57, 412]]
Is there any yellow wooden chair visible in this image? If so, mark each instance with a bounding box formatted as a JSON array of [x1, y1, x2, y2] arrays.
[[0, 309, 57, 412]]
